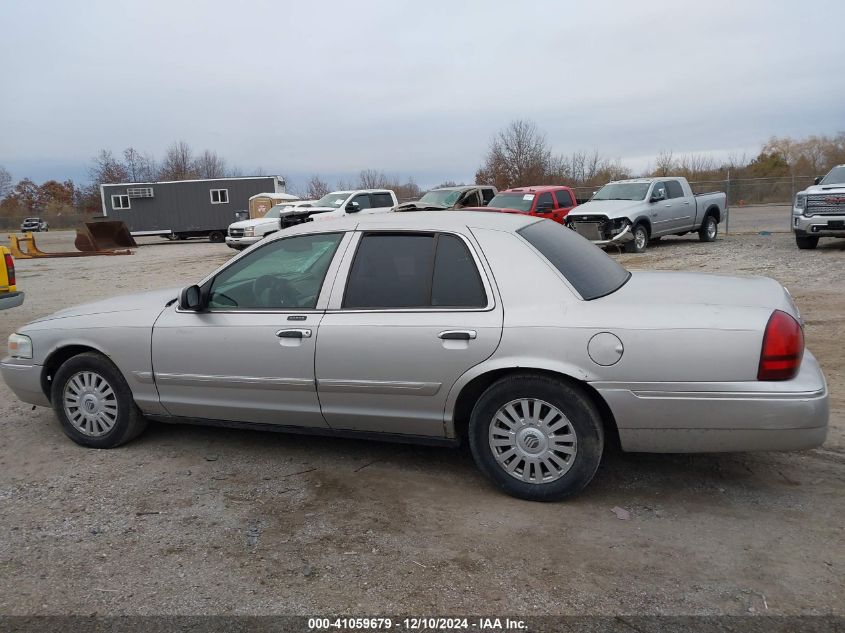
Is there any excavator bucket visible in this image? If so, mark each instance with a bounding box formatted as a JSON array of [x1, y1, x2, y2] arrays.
[[75, 221, 137, 252], [7, 232, 132, 259]]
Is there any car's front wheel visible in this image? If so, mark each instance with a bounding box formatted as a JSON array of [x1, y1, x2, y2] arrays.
[[51, 352, 147, 448], [468, 374, 604, 501], [624, 222, 649, 253]]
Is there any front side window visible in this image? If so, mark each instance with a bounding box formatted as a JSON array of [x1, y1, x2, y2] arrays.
[[207, 233, 343, 310], [651, 182, 668, 200], [518, 220, 630, 300], [350, 194, 372, 210], [210, 189, 229, 204], [536, 192, 554, 212], [112, 194, 130, 210], [666, 180, 685, 199], [343, 233, 487, 309]]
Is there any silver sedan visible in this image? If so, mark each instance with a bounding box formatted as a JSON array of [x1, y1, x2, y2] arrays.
[[1, 212, 828, 500]]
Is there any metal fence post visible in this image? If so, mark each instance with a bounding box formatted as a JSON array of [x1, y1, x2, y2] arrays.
[[725, 171, 730, 235]]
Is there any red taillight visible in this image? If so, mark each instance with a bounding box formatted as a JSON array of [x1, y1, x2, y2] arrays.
[[4, 253, 14, 287], [758, 310, 804, 381]]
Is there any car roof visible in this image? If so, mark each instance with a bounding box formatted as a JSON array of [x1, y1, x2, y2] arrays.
[[430, 185, 495, 192], [275, 210, 540, 239], [501, 185, 571, 193]]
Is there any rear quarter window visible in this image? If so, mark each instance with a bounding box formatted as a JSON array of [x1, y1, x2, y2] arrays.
[[517, 220, 630, 300]]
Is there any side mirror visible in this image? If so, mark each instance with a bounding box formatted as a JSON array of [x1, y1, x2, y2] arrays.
[[345, 201, 361, 213], [178, 285, 204, 311], [814, 176, 822, 185], [650, 190, 666, 202]]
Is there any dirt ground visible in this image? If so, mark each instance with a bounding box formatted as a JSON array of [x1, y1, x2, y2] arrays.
[[0, 207, 843, 616]]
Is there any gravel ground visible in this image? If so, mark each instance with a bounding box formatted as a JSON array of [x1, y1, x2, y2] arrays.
[[0, 209, 843, 616]]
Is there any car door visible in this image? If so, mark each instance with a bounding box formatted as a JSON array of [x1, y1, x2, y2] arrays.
[[315, 230, 503, 437], [552, 189, 576, 223], [665, 179, 694, 231], [365, 191, 396, 215], [151, 231, 351, 426], [647, 180, 675, 235]]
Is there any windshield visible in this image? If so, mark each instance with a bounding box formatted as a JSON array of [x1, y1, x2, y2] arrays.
[[518, 220, 630, 300], [487, 192, 534, 212], [821, 166, 845, 185], [592, 183, 650, 201], [24, 217, 40, 222], [314, 192, 351, 207], [263, 206, 284, 219], [418, 189, 463, 207]]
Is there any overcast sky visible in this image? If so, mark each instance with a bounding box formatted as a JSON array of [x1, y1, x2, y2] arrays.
[[1, 0, 843, 190]]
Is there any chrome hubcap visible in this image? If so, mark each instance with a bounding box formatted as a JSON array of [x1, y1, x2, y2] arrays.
[[488, 398, 577, 484], [63, 371, 118, 437], [707, 219, 717, 238]]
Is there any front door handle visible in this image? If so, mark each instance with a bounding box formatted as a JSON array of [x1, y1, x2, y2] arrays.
[[438, 330, 477, 340], [276, 328, 312, 339]]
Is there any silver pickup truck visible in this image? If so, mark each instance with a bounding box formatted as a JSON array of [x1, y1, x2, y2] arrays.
[[566, 177, 727, 253], [792, 164, 845, 249]]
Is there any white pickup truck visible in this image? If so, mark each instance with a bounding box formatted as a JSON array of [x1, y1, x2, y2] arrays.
[[566, 177, 727, 253], [792, 164, 845, 249], [226, 201, 313, 251]]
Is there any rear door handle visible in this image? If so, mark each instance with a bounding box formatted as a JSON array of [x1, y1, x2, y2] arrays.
[[276, 328, 312, 339], [438, 330, 477, 340]]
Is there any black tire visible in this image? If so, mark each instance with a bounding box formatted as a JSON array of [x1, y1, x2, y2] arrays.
[[795, 234, 819, 250], [50, 352, 147, 449], [698, 214, 718, 242], [468, 374, 604, 501], [624, 222, 649, 253], [208, 231, 225, 243]]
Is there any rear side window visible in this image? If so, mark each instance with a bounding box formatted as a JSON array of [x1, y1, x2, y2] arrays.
[[343, 233, 487, 309], [371, 192, 394, 208], [517, 221, 630, 300], [554, 189, 574, 207], [431, 234, 486, 307], [666, 180, 685, 198]]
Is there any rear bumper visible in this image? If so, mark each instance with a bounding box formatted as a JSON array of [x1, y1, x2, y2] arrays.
[[1, 358, 49, 407], [0, 291, 24, 310], [595, 350, 828, 452]]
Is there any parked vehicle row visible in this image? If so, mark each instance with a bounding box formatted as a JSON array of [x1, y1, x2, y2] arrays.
[[792, 164, 845, 249], [466, 185, 578, 224], [394, 185, 497, 211], [1, 211, 827, 500], [566, 177, 727, 253]]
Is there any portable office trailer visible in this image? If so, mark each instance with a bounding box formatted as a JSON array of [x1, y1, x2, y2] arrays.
[[249, 191, 300, 219], [100, 176, 285, 242]]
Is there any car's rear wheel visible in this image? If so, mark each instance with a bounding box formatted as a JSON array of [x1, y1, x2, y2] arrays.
[[698, 214, 718, 242], [51, 352, 147, 448], [208, 231, 225, 243], [624, 222, 649, 253], [795, 234, 819, 250], [468, 374, 604, 501]]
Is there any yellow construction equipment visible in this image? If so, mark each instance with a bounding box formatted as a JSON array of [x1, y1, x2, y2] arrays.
[[8, 232, 132, 259]]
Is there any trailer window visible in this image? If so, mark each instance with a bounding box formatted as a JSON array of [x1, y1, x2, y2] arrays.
[[111, 195, 130, 210], [210, 189, 229, 204]]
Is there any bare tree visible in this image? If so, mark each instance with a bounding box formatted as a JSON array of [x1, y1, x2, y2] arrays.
[[336, 178, 356, 191], [306, 174, 330, 199], [653, 150, 675, 176], [0, 165, 12, 199], [159, 141, 198, 181], [195, 149, 228, 179], [90, 149, 130, 185], [475, 119, 552, 190], [358, 169, 390, 189]]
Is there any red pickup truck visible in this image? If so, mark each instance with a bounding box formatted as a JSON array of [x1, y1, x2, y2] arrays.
[[465, 185, 577, 224]]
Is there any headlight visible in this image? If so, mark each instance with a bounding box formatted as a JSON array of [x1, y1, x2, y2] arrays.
[[242, 227, 255, 237], [795, 194, 807, 214], [8, 333, 32, 359]]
